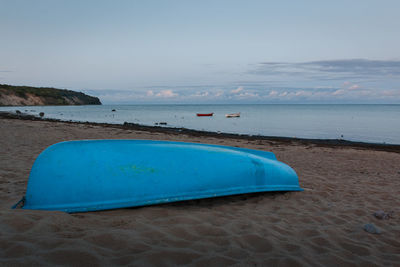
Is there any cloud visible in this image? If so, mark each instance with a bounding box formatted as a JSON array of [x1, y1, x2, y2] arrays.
[[332, 89, 346, 96], [250, 59, 400, 81], [192, 91, 210, 97], [155, 89, 178, 98], [268, 90, 279, 97], [97, 91, 144, 103], [343, 81, 351, 86], [227, 86, 260, 99], [236, 92, 259, 98], [230, 86, 244, 94], [91, 84, 400, 104], [279, 91, 288, 97], [381, 89, 400, 97], [295, 90, 312, 97], [303, 59, 400, 76], [341, 81, 361, 91], [214, 91, 224, 97], [348, 84, 360, 90]]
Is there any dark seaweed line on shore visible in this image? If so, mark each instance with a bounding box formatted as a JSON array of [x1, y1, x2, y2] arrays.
[[1, 111, 399, 153]]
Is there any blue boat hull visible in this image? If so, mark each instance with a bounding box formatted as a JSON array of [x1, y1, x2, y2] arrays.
[[20, 140, 302, 212]]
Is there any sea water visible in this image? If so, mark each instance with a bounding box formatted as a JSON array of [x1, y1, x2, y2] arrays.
[[1, 104, 399, 145]]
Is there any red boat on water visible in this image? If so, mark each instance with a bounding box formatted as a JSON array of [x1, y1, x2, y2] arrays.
[[196, 113, 214, 117]]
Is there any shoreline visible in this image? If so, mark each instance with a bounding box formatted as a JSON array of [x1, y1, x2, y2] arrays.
[[1, 111, 400, 153]]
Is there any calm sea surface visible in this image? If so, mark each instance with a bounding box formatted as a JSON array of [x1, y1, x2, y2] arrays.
[[1, 104, 399, 144]]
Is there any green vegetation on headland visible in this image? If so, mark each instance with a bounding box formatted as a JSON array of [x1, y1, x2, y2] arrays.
[[0, 84, 101, 106]]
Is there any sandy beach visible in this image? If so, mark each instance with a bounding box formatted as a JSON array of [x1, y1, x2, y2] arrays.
[[1, 115, 399, 266]]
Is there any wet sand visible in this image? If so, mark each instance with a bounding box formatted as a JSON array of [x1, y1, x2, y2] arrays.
[[1, 116, 399, 266]]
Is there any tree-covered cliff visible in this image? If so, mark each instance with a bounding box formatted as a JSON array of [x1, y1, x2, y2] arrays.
[[0, 84, 101, 106]]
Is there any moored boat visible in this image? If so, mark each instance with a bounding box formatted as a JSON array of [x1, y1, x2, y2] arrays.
[[197, 113, 214, 116], [226, 112, 240, 118], [15, 140, 302, 213]]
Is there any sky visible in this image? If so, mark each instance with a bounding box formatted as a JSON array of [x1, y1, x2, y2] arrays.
[[1, 0, 400, 104]]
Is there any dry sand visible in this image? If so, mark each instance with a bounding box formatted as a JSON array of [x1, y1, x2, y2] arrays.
[[0, 117, 399, 266]]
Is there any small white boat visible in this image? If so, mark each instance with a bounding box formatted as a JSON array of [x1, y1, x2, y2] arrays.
[[225, 112, 240, 118]]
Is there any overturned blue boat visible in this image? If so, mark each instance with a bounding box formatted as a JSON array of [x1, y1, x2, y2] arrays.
[[18, 140, 302, 213]]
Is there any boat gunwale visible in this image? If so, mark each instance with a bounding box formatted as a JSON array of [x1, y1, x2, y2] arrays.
[[23, 184, 303, 213]]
